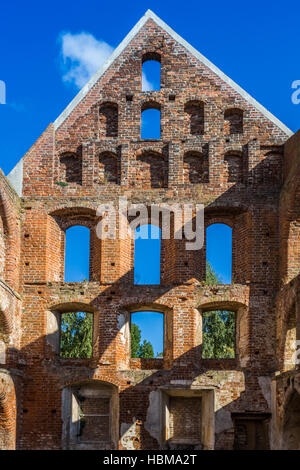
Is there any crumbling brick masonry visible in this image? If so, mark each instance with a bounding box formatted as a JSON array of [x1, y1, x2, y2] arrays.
[[0, 10, 299, 450]]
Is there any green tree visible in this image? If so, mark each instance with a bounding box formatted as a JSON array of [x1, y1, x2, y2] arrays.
[[206, 261, 221, 285], [131, 323, 141, 358], [60, 312, 93, 358], [203, 263, 235, 358], [130, 323, 155, 358], [202, 310, 235, 358], [139, 339, 154, 358]]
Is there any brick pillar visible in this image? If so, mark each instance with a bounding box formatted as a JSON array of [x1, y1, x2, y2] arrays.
[[209, 139, 223, 185], [120, 143, 130, 187], [82, 140, 95, 187], [168, 140, 182, 187], [248, 139, 260, 185]]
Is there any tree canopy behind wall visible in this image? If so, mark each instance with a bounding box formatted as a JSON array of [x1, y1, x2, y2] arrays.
[[60, 312, 93, 358], [203, 262, 235, 358]]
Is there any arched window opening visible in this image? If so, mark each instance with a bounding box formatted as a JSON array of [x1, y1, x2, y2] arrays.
[[141, 103, 161, 139], [202, 310, 235, 358], [131, 311, 164, 359], [65, 226, 90, 282], [184, 101, 204, 135], [142, 53, 161, 91], [183, 151, 204, 184], [224, 108, 243, 135], [98, 152, 118, 184], [59, 153, 82, 185], [60, 311, 93, 358], [134, 224, 161, 285], [224, 152, 243, 183], [206, 223, 232, 284], [136, 151, 166, 188], [99, 102, 118, 137]]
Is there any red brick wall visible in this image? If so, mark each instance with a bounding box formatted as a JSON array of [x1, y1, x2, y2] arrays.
[[1, 16, 299, 450]]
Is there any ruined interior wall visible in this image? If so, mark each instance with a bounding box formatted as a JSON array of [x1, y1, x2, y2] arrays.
[[6, 17, 296, 450]]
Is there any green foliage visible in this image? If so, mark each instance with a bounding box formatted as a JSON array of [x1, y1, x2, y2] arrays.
[[130, 323, 141, 358], [202, 310, 235, 358], [139, 339, 154, 358], [130, 322, 155, 358], [203, 263, 235, 358], [206, 261, 221, 285], [60, 312, 93, 358], [55, 181, 69, 187]]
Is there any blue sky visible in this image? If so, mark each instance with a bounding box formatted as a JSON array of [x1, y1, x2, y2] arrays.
[[2, 1, 299, 355], [1, 0, 300, 175], [206, 224, 232, 284]]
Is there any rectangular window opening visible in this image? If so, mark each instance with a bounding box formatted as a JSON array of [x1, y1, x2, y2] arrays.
[[60, 311, 93, 358], [130, 311, 164, 359], [202, 310, 235, 359]]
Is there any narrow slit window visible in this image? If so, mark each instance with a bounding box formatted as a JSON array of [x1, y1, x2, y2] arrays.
[[202, 310, 235, 358], [141, 107, 161, 139], [60, 311, 93, 358], [134, 224, 161, 285], [65, 225, 90, 282], [206, 223, 232, 284], [131, 311, 164, 358], [142, 60, 161, 91]]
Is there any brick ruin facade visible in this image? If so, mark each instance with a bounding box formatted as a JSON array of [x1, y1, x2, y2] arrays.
[[0, 10, 299, 450]]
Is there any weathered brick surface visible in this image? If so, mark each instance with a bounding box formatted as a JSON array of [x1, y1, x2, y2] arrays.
[[0, 14, 299, 450]]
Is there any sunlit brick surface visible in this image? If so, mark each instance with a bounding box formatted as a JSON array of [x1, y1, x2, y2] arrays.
[[0, 14, 299, 450]]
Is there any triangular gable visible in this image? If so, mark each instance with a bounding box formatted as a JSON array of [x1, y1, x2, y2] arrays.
[[7, 9, 293, 196], [53, 9, 293, 136]]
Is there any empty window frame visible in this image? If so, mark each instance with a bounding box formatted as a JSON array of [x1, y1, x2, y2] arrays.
[[206, 223, 232, 284], [134, 224, 161, 285], [60, 311, 93, 358], [130, 311, 164, 359], [65, 225, 90, 282], [142, 53, 161, 91], [141, 102, 161, 139], [224, 108, 243, 135], [202, 310, 235, 359]]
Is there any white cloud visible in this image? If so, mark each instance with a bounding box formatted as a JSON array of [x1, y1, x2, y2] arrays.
[[60, 32, 114, 89], [59, 30, 155, 92], [142, 72, 154, 91]]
